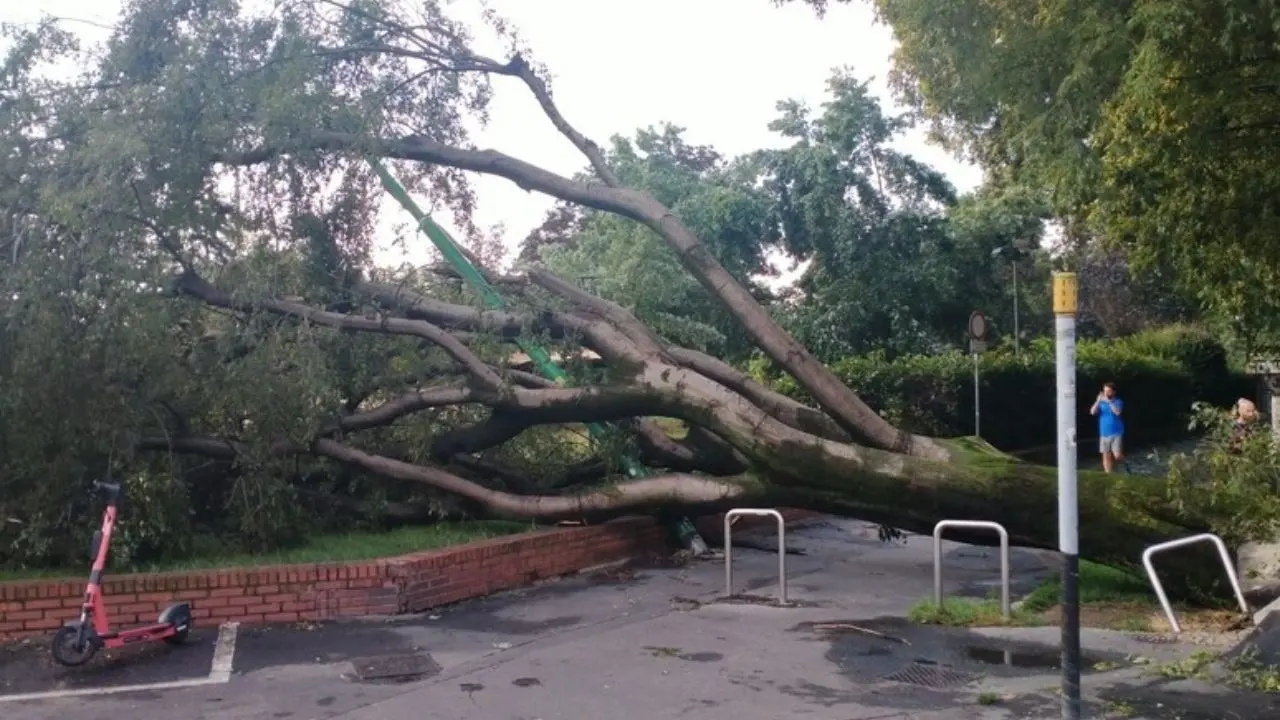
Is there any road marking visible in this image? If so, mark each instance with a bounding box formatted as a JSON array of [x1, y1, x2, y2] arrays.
[[0, 622, 239, 703], [208, 621, 239, 682]]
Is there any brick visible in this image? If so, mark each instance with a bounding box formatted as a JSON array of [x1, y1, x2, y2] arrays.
[[263, 612, 299, 623], [6, 610, 44, 622], [24, 616, 62, 630]]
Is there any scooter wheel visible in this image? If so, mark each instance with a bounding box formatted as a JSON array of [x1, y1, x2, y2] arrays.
[[159, 604, 192, 645], [51, 625, 98, 667], [163, 621, 191, 645]]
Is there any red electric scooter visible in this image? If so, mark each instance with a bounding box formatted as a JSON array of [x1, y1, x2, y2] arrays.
[[51, 480, 192, 666]]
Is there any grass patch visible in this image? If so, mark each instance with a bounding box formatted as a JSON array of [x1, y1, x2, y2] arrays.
[[907, 597, 1045, 627], [910, 560, 1248, 633], [1020, 560, 1152, 612], [0, 520, 533, 582]]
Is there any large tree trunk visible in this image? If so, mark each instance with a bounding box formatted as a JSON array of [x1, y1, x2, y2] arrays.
[[160, 270, 1202, 580]]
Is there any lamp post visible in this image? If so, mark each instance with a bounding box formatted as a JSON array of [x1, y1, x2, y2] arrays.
[[993, 245, 1024, 356]]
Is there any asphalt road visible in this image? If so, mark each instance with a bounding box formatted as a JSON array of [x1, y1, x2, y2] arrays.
[[2, 518, 1275, 719]]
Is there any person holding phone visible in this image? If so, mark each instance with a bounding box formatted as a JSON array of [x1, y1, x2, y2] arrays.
[[1090, 381, 1125, 473]]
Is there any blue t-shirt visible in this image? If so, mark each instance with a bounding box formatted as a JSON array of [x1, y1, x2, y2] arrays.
[[1099, 399, 1124, 437]]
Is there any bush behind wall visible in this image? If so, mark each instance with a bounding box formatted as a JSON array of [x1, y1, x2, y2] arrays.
[[768, 325, 1250, 451]]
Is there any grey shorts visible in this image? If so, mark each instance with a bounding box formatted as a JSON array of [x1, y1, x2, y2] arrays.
[[1099, 435, 1123, 456]]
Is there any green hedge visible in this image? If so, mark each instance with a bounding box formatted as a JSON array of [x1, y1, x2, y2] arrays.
[[771, 325, 1252, 452]]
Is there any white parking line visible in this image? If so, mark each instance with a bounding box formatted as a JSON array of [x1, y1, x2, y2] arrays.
[[0, 621, 239, 703], [207, 621, 238, 682]]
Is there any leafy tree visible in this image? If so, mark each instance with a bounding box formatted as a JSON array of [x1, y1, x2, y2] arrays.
[[806, 0, 1276, 347], [749, 73, 1052, 359], [0, 0, 1258, 583]]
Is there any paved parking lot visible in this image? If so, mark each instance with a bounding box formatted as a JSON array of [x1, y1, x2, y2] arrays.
[[2, 517, 1276, 719]]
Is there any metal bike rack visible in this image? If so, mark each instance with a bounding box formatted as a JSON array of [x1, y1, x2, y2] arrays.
[[724, 509, 787, 604], [1141, 533, 1251, 634], [933, 520, 1011, 621]]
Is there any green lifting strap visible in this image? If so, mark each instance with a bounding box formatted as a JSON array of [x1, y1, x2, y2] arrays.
[[369, 160, 707, 554]]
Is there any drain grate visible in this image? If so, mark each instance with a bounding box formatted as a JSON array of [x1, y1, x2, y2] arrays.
[[880, 662, 977, 689], [348, 653, 442, 684]]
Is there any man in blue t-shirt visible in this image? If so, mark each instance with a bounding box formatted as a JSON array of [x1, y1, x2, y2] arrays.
[[1090, 381, 1125, 473]]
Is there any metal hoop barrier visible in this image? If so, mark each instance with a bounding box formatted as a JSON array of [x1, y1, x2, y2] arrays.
[[1141, 533, 1251, 634], [724, 509, 787, 604], [933, 520, 1011, 621]]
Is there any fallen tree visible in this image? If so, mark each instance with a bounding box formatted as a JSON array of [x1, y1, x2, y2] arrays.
[[0, 1, 1243, 582]]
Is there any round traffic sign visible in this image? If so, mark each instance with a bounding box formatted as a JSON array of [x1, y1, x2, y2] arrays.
[[968, 311, 988, 340]]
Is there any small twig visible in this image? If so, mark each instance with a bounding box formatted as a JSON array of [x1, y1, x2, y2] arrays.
[[812, 623, 911, 646]]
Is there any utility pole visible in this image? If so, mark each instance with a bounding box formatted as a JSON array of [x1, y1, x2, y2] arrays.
[[992, 245, 1023, 356], [1053, 271, 1081, 720]]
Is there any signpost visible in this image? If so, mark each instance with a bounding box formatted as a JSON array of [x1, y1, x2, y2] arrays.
[[1245, 357, 1280, 442], [1052, 273, 1081, 720], [968, 311, 988, 437]]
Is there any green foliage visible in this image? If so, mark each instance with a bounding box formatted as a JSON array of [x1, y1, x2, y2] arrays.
[[1019, 560, 1153, 613], [539, 73, 1056, 362], [769, 325, 1249, 450], [906, 597, 1042, 627], [858, 0, 1280, 347], [0, 520, 529, 582], [1165, 402, 1280, 549]]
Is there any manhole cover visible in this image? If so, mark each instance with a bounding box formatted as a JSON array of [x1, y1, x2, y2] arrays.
[[880, 662, 976, 689], [348, 653, 442, 684]]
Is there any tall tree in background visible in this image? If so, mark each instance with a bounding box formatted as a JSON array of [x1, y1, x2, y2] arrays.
[[817, 0, 1277, 345]]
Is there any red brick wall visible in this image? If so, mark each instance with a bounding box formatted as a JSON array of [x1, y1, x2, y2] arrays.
[[0, 516, 670, 641]]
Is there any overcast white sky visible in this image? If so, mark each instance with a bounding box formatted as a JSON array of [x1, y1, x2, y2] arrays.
[[3, 0, 982, 268]]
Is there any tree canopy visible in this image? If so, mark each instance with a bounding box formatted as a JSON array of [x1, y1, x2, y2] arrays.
[[854, 0, 1280, 348], [0, 0, 1267, 583]]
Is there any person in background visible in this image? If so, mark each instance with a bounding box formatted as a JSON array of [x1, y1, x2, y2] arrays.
[[1229, 397, 1261, 453], [1090, 382, 1125, 473]]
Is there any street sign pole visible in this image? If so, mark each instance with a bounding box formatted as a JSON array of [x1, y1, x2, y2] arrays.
[[1053, 272, 1081, 720], [973, 352, 980, 437], [967, 311, 988, 439]]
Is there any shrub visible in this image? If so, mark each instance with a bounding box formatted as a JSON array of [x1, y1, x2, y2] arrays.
[[1165, 403, 1280, 548], [770, 326, 1251, 451]]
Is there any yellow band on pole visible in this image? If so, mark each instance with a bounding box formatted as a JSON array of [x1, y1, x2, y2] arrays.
[[1052, 272, 1078, 316]]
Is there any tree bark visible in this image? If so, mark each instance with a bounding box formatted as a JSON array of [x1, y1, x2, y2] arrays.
[[153, 271, 1200, 576]]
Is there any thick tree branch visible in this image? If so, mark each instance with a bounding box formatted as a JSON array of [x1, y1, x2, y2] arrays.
[[356, 280, 562, 339], [429, 411, 535, 459], [666, 347, 852, 443], [633, 420, 748, 475], [525, 268, 666, 356], [312, 438, 745, 520], [332, 384, 474, 434], [216, 131, 945, 458], [175, 271, 504, 390]]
